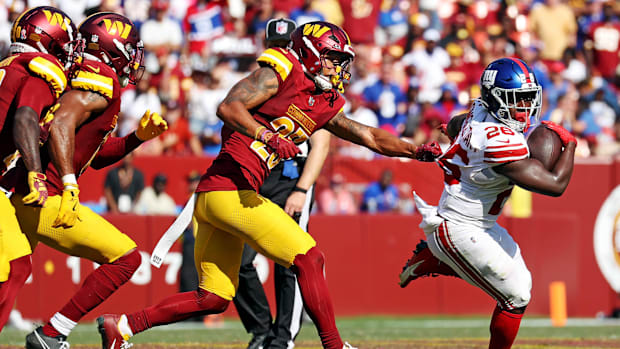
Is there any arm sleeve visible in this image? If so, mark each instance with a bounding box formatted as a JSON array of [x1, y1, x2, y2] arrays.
[[14, 77, 56, 116], [90, 133, 143, 170]]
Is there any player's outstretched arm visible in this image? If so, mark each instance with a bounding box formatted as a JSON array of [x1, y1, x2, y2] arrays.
[[494, 142, 576, 197], [324, 111, 441, 161]]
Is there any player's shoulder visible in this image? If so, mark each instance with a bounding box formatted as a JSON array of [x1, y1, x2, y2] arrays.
[[71, 59, 120, 100], [256, 47, 301, 82], [11, 52, 68, 98], [479, 120, 528, 164]]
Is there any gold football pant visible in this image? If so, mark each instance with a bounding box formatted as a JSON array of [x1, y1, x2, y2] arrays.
[[193, 190, 316, 301], [0, 193, 31, 282], [11, 194, 136, 264]]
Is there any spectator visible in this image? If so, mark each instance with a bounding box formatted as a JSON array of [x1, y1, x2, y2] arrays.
[[360, 169, 399, 213], [119, 71, 163, 137], [318, 173, 357, 215], [290, 0, 325, 25], [183, 0, 227, 59], [160, 102, 203, 156], [528, 0, 577, 62], [363, 58, 408, 135], [585, 2, 620, 81], [336, 92, 378, 160], [103, 154, 145, 214], [187, 69, 226, 155], [134, 173, 177, 215], [140, 0, 183, 54]]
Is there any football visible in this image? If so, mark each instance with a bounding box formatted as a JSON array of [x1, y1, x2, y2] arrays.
[[527, 125, 563, 170]]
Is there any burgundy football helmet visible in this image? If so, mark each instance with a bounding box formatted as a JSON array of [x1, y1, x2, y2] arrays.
[[10, 6, 82, 70], [79, 12, 144, 86], [290, 21, 355, 92]]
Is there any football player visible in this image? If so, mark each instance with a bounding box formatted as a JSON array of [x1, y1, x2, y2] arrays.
[[0, 12, 166, 349], [0, 6, 80, 333], [97, 21, 440, 349], [398, 57, 576, 349]]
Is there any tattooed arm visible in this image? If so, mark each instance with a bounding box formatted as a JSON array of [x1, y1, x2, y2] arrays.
[[216, 67, 279, 138], [48, 90, 109, 178], [324, 111, 418, 158]]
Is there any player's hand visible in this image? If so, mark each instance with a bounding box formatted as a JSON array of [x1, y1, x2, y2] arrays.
[[52, 184, 80, 228], [414, 141, 442, 162], [22, 171, 48, 207], [284, 191, 306, 218], [258, 129, 300, 159], [136, 109, 168, 141], [541, 121, 576, 146]]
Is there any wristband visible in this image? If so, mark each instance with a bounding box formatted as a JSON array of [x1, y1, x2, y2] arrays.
[[62, 174, 78, 190], [254, 126, 267, 140], [292, 186, 307, 194]]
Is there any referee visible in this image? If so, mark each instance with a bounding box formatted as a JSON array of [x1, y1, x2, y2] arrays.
[[232, 19, 332, 349]]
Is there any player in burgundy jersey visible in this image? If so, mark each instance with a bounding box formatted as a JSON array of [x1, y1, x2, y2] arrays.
[[398, 58, 576, 349], [96, 21, 440, 349], [0, 6, 80, 333], [0, 12, 165, 349]]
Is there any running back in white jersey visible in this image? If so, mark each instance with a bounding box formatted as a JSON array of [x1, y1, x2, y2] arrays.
[[437, 100, 529, 229]]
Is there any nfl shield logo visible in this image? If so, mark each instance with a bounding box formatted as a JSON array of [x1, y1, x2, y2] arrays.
[[308, 96, 315, 106], [276, 21, 288, 35]]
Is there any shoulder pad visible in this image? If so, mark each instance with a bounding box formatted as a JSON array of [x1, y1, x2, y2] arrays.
[[483, 130, 528, 164], [257, 48, 294, 82], [71, 65, 115, 100], [27, 56, 67, 98]]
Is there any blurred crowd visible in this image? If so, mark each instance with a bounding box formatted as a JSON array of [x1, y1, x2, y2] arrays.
[[1, 0, 619, 214]]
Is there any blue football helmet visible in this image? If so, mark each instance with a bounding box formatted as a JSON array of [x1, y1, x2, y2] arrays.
[[480, 58, 542, 132]]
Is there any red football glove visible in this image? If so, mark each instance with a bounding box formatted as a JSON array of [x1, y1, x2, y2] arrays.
[[414, 141, 442, 162], [541, 121, 576, 146], [259, 129, 301, 159]]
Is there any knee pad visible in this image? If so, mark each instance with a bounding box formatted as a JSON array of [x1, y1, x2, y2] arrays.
[[196, 288, 230, 313]]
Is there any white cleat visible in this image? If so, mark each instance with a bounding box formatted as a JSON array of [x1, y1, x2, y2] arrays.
[[343, 342, 358, 349]]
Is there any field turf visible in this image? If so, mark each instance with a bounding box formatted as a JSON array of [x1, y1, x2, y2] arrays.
[[2, 316, 620, 348]]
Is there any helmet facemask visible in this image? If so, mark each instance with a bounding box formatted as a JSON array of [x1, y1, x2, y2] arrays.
[[488, 85, 542, 132], [111, 39, 144, 87], [314, 50, 353, 93]]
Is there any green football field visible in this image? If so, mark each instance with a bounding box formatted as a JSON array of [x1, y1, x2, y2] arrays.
[[2, 316, 620, 348]]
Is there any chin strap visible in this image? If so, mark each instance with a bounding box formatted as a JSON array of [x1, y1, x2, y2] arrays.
[[314, 74, 332, 91]]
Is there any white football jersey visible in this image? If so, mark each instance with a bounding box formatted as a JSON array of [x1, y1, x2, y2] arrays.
[[437, 100, 529, 229]]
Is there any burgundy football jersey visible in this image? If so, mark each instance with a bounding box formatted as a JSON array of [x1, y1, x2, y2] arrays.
[[0, 52, 67, 166], [197, 48, 345, 192], [44, 60, 121, 195]]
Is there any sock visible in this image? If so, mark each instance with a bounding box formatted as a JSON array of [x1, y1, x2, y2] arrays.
[[127, 288, 229, 335], [291, 247, 343, 349], [489, 305, 524, 349], [0, 255, 32, 333], [436, 260, 459, 278], [42, 250, 141, 338]]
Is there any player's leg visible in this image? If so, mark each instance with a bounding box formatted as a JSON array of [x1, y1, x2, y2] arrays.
[[233, 244, 272, 348], [11, 195, 141, 346], [98, 196, 242, 346], [428, 221, 531, 349], [204, 190, 345, 349], [0, 193, 32, 333]]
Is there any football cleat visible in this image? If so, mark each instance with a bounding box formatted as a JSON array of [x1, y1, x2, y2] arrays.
[[97, 314, 133, 349], [399, 240, 457, 288], [25, 326, 70, 349], [343, 342, 358, 349]]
